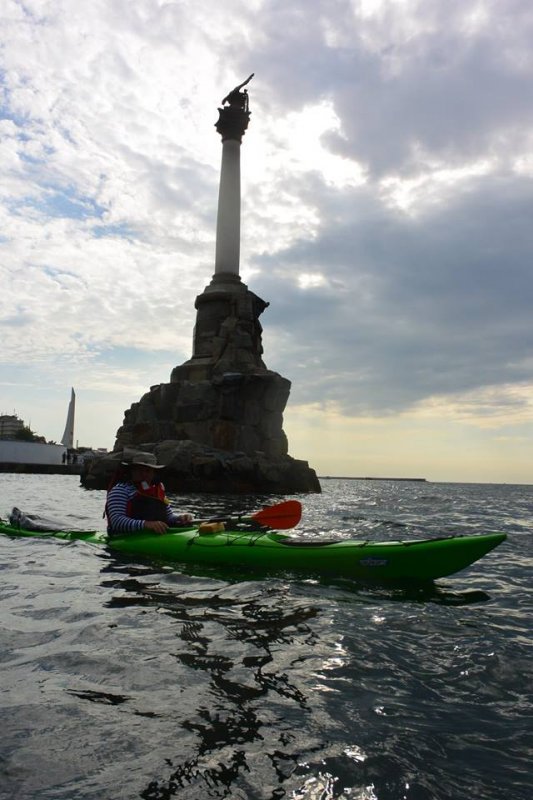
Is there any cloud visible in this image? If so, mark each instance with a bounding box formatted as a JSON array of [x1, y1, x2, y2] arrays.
[[252, 168, 533, 415], [1, 0, 532, 477]]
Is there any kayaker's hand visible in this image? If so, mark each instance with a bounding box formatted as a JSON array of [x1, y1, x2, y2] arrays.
[[176, 513, 193, 525], [144, 520, 168, 534]]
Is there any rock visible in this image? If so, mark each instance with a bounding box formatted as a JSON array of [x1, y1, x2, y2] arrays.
[[81, 275, 321, 494], [80, 441, 321, 494]]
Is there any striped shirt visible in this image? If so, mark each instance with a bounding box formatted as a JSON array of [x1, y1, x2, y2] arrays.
[[106, 482, 186, 534]]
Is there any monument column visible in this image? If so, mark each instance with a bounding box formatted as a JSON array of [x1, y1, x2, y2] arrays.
[[212, 74, 253, 286], [171, 73, 270, 380], [214, 139, 242, 277]]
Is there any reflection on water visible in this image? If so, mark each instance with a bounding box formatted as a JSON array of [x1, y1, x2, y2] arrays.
[[95, 569, 325, 799]]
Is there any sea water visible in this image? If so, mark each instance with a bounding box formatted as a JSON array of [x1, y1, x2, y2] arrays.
[[0, 475, 531, 800]]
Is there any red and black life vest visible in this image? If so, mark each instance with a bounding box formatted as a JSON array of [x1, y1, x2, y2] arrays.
[[127, 481, 169, 522]]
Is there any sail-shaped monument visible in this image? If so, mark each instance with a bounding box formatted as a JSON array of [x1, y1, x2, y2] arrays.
[[60, 388, 75, 449]]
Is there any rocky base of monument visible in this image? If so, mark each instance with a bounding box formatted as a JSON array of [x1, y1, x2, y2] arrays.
[[80, 439, 321, 494], [93, 277, 322, 495], [115, 370, 292, 460]]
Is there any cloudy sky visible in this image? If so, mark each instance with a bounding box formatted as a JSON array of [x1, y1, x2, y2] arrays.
[[1, 0, 532, 483]]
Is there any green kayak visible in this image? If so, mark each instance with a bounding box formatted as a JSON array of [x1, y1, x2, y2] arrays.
[[0, 514, 506, 582]]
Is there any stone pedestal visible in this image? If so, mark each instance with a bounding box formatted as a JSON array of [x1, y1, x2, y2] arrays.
[[179, 272, 268, 378]]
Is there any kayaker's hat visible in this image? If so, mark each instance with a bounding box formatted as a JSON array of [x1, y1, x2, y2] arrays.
[[121, 448, 164, 469]]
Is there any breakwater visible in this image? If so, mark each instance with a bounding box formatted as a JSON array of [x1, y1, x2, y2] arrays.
[[0, 462, 82, 475]]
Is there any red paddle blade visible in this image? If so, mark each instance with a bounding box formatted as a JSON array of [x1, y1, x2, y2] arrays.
[[251, 500, 302, 530]]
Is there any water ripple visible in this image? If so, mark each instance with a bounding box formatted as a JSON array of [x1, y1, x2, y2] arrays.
[[0, 477, 531, 799]]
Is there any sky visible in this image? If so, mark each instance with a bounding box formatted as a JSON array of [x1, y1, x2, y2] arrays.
[[1, 0, 532, 484]]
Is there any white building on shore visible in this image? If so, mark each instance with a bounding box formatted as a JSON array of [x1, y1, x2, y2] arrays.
[[0, 394, 74, 466], [0, 439, 66, 465]]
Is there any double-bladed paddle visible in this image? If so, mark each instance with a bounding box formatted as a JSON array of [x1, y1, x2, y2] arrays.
[[193, 499, 302, 530]]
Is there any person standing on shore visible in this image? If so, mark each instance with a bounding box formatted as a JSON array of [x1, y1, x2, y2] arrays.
[[105, 450, 193, 535]]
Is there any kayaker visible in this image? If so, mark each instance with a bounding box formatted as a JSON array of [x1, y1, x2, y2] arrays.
[[105, 449, 193, 535]]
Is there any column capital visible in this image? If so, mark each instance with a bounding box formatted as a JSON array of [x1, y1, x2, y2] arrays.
[[215, 106, 250, 143]]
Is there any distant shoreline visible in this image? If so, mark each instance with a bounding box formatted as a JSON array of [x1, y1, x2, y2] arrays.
[[0, 464, 426, 482], [319, 476, 427, 482]]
